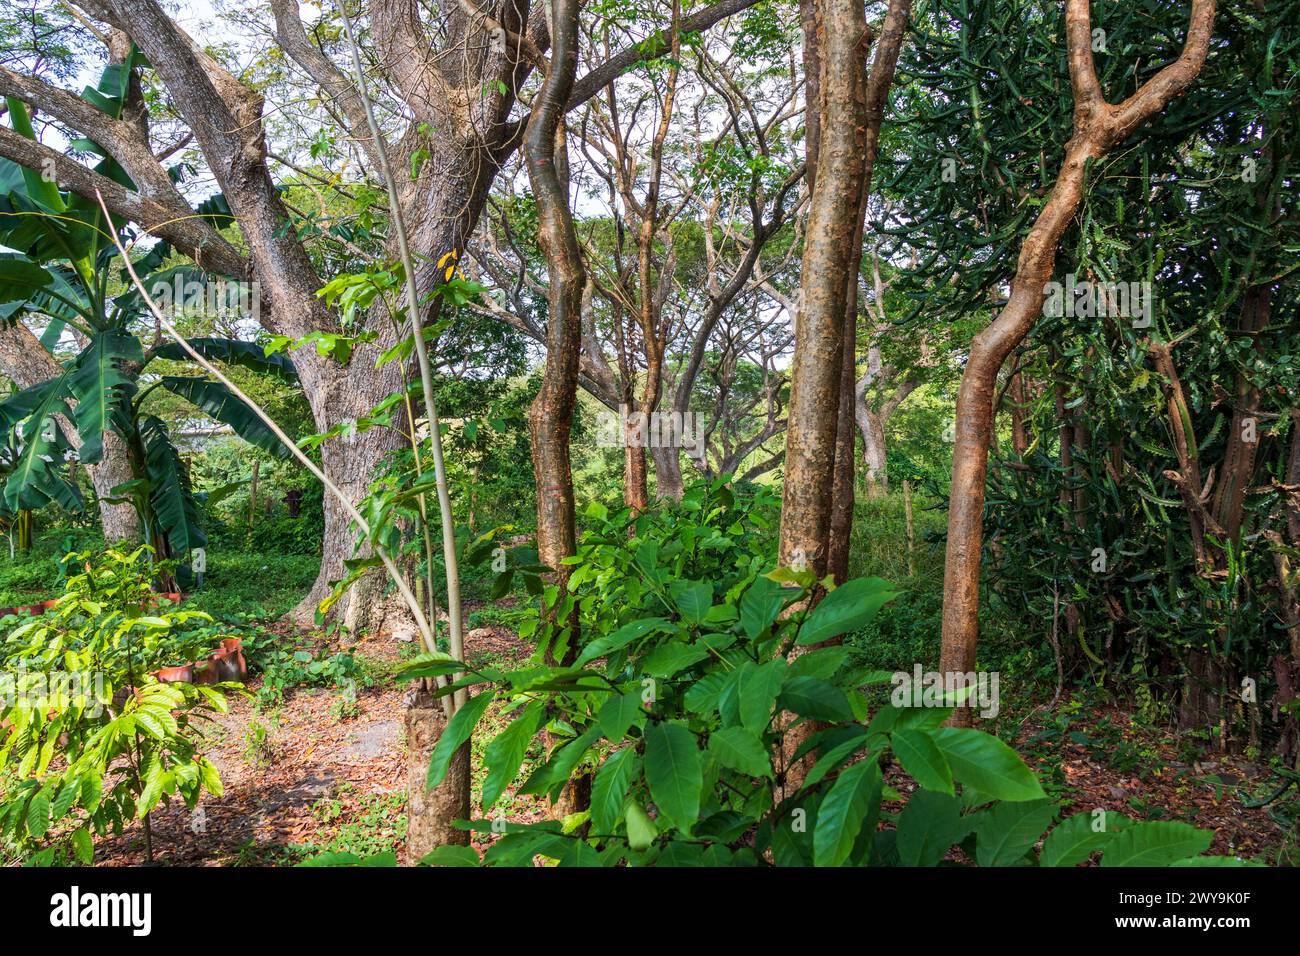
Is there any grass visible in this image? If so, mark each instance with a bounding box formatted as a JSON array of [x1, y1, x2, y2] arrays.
[[0, 534, 318, 622]]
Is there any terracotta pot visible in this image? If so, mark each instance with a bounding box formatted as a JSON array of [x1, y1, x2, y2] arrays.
[[192, 660, 221, 686], [155, 664, 194, 684]]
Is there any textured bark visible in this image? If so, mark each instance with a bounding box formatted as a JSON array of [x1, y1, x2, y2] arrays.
[[524, 0, 584, 638], [778, 0, 871, 577], [826, 0, 911, 582], [405, 693, 471, 857], [939, 0, 1216, 724]]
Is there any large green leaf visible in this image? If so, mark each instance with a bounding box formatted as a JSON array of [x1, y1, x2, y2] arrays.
[[590, 747, 640, 834], [813, 758, 882, 866], [68, 330, 141, 464], [481, 701, 546, 808], [719, 659, 786, 732], [152, 337, 298, 383], [159, 376, 290, 458], [974, 798, 1056, 866], [931, 728, 1046, 802], [1, 374, 82, 513], [140, 415, 206, 553], [1101, 821, 1213, 867], [796, 577, 898, 646], [896, 789, 968, 866], [0, 258, 54, 308], [427, 691, 494, 788], [1039, 810, 1126, 867], [891, 728, 954, 795], [708, 726, 772, 778], [643, 720, 702, 836]]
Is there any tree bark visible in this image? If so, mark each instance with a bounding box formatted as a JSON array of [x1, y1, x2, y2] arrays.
[[405, 690, 471, 857], [939, 0, 1216, 724], [778, 0, 871, 577], [524, 0, 584, 636]]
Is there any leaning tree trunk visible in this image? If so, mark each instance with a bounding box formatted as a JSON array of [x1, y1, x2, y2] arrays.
[[939, 0, 1216, 724]]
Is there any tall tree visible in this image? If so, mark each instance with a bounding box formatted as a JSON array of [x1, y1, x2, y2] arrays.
[[938, 0, 1216, 722]]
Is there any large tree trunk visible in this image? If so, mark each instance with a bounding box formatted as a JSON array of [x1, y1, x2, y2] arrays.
[[939, 0, 1215, 724]]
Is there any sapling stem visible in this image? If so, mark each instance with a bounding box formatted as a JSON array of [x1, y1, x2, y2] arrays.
[[337, 2, 467, 712]]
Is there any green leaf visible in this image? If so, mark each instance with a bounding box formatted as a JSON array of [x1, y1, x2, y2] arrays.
[[67, 330, 141, 465], [140, 415, 205, 553], [153, 338, 298, 383], [1039, 811, 1125, 867], [519, 726, 600, 800], [1101, 821, 1213, 867], [740, 576, 788, 638], [418, 845, 481, 867], [591, 747, 640, 834], [813, 758, 882, 866], [575, 617, 675, 666], [643, 721, 702, 836], [892, 729, 954, 795], [71, 827, 93, 864], [708, 726, 772, 778], [598, 690, 645, 741], [481, 701, 545, 807], [159, 376, 290, 457], [797, 577, 898, 646], [778, 676, 854, 722], [427, 691, 494, 788], [625, 800, 658, 850], [975, 798, 1056, 866], [25, 790, 50, 839], [931, 728, 1045, 802], [669, 579, 712, 625], [896, 790, 968, 866], [720, 659, 786, 731]]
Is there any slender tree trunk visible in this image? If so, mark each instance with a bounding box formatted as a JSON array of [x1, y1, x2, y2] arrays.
[[779, 0, 871, 577], [525, 0, 584, 641], [939, 0, 1215, 724]]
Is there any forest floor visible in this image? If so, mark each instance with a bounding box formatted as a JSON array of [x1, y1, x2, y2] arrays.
[[93, 621, 1297, 867]]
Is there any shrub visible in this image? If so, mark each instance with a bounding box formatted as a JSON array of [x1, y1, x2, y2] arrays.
[[0, 547, 230, 864]]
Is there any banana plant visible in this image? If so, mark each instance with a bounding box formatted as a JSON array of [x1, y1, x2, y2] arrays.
[[0, 53, 297, 578]]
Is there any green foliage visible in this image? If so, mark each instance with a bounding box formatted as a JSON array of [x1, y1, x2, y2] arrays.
[[0, 547, 229, 864], [379, 483, 1236, 867]]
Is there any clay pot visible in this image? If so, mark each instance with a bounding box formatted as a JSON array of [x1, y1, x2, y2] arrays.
[[156, 664, 195, 684], [217, 638, 248, 681], [192, 660, 221, 685]]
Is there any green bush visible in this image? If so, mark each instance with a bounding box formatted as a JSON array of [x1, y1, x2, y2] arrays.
[[0, 547, 230, 864]]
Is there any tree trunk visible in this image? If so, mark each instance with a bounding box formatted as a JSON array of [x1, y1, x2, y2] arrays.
[[778, 0, 870, 577], [651, 444, 684, 502], [858, 407, 889, 497], [939, 0, 1215, 724], [405, 691, 471, 858]]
